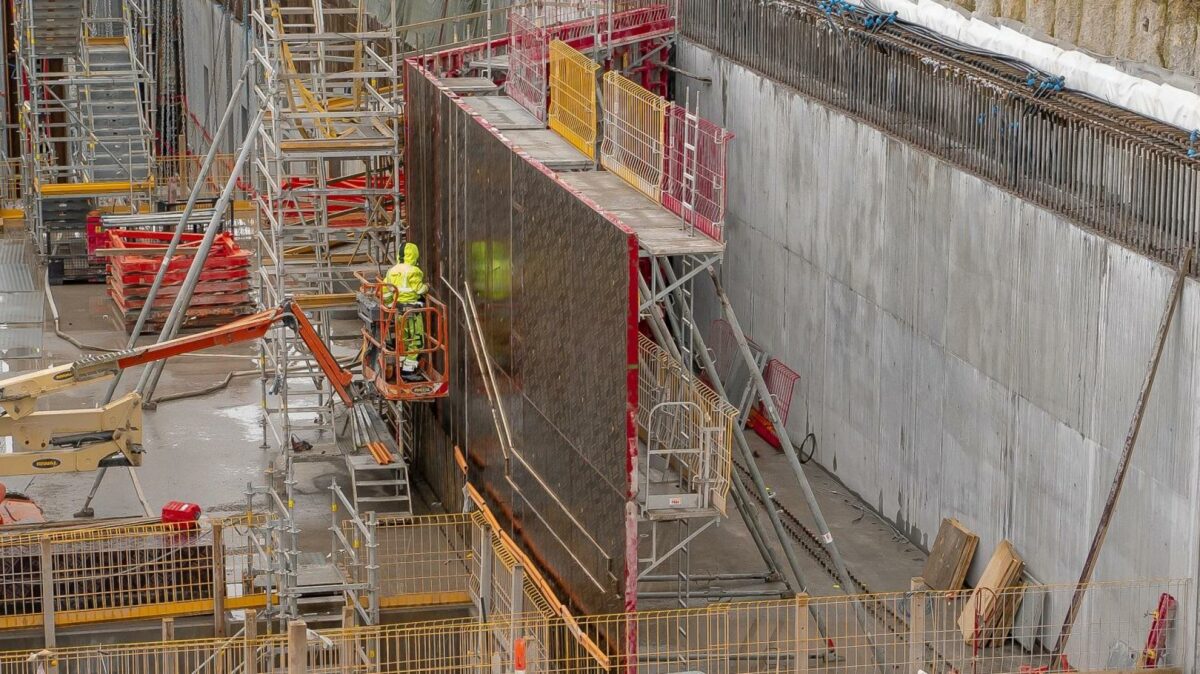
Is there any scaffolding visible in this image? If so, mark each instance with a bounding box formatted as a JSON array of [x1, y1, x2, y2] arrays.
[[14, 0, 157, 260], [250, 0, 402, 453]]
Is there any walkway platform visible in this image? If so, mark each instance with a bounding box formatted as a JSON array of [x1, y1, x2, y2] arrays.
[[503, 130, 593, 171], [462, 95, 543, 130], [558, 171, 725, 257]]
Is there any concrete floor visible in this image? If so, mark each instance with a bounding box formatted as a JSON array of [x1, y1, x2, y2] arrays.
[[637, 430, 927, 609], [1, 282, 354, 549]]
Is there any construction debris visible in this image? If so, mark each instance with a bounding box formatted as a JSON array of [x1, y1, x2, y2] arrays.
[[923, 517, 978, 592]]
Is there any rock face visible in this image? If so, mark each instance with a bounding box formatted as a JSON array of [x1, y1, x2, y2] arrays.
[[952, 0, 1200, 79]]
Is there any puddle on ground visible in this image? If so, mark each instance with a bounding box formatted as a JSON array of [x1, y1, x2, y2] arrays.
[[216, 403, 263, 438]]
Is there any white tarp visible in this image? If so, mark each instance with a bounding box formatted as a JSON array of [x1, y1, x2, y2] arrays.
[[845, 0, 1200, 133]]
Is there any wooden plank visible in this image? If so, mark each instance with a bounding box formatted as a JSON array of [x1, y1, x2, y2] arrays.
[[958, 539, 1024, 643], [923, 518, 979, 591]]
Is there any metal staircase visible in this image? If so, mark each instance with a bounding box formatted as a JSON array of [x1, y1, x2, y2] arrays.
[[29, 0, 84, 57], [348, 403, 414, 515], [16, 0, 157, 258], [80, 38, 153, 182], [348, 454, 414, 514]]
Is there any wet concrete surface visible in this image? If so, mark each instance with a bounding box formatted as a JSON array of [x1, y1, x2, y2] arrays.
[[1, 283, 353, 548]]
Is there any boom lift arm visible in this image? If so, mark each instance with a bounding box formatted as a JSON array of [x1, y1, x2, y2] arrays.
[[0, 301, 354, 476]]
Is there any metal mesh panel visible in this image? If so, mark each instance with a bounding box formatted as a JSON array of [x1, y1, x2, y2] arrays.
[[763, 357, 800, 426], [600, 71, 667, 201], [637, 334, 735, 514], [662, 105, 734, 242], [406, 63, 637, 616], [548, 41, 600, 159], [680, 0, 1200, 275], [507, 11, 549, 123]]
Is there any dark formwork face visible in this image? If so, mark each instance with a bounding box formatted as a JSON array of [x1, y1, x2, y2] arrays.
[[405, 63, 638, 617]]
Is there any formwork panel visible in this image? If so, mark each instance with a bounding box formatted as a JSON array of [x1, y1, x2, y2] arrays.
[[406, 63, 637, 616]]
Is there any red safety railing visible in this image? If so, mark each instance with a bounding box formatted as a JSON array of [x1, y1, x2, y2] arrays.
[[745, 357, 801, 451], [662, 105, 734, 242], [762, 357, 800, 426], [506, 11, 549, 123]]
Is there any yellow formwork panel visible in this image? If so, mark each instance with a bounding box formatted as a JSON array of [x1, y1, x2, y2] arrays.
[[548, 41, 600, 160], [600, 71, 668, 202]]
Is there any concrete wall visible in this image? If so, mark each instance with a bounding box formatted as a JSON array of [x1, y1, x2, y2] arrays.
[[679, 41, 1200, 667], [948, 0, 1200, 79], [181, 2, 253, 153]]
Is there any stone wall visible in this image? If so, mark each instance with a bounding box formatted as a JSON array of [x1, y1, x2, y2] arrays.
[[950, 0, 1200, 79]]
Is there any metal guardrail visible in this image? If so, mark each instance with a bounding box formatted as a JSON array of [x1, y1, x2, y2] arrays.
[[637, 334, 736, 515], [679, 0, 1200, 275], [0, 578, 1187, 674], [0, 515, 268, 632], [601, 70, 668, 201], [507, 11, 550, 123], [364, 508, 560, 621], [549, 41, 601, 159], [329, 481, 378, 626]]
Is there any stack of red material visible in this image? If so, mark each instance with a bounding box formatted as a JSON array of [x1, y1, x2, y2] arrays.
[[104, 229, 255, 331]]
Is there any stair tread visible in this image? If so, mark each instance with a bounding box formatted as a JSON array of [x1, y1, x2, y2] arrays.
[[352, 474, 410, 484]]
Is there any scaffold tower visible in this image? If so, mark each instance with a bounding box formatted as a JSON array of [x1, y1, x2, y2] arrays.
[[15, 0, 157, 257], [250, 0, 402, 453]]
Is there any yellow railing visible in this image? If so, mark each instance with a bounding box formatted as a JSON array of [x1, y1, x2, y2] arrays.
[[637, 334, 736, 513], [361, 512, 477, 609], [548, 40, 600, 159], [357, 506, 561, 621], [0, 578, 1187, 674], [600, 70, 667, 201], [0, 516, 268, 631], [0, 160, 21, 211], [152, 153, 250, 203]]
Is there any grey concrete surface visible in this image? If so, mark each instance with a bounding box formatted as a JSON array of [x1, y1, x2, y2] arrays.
[[679, 40, 1200, 667], [0, 283, 349, 550]]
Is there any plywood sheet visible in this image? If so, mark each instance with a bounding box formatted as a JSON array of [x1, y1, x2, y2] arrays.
[[958, 539, 1024, 643], [923, 517, 978, 591]]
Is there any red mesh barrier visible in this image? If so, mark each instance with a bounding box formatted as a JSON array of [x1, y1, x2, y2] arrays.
[[662, 105, 733, 242]]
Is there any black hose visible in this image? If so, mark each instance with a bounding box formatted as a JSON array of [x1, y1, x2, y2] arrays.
[[798, 432, 817, 464]]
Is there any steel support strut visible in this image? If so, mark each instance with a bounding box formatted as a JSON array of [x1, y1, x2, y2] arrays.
[[706, 266, 881, 668], [637, 274, 786, 587], [652, 261, 835, 654]]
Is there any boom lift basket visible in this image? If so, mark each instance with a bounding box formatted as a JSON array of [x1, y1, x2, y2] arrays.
[[356, 274, 449, 401]]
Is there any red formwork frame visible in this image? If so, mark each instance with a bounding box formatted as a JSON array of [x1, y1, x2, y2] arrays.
[[416, 4, 675, 78], [662, 105, 734, 242]]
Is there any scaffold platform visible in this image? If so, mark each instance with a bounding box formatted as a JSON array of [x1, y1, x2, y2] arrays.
[[558, 171, 725, 256], [461, 96, 544, 130], [503, 130, 594, 171]]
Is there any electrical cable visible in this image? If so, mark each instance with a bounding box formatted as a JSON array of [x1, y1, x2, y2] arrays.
[[44, 272, 121, 353]]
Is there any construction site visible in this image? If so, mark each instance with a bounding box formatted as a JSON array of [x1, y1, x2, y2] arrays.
[[0, 0, 1195, 672]]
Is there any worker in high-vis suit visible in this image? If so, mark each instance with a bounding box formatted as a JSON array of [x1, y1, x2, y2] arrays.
[[382, 242, 428, 381]]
